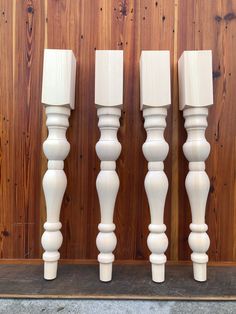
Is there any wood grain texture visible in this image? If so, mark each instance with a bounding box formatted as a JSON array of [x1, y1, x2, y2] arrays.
[[0, 0, 235, 262], [0, 0, 14, 258], [177, 0, 236, 262]]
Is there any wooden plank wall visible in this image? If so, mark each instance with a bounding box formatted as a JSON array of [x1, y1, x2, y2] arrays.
[[0, 0, 235, 262]]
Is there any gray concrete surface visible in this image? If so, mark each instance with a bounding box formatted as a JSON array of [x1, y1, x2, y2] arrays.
[[0, 300, 235, 314]]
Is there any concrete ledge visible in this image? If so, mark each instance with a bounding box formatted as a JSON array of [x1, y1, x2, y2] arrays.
[[0, 264, 235, 300]]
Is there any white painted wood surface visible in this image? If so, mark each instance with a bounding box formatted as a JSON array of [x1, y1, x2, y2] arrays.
[[41, 49, 76, 280], [42, 49, 76, 109], [178, 50, 213, 282], [95, 50, 123, 282], [95, 50, 123, 107], [140, 51, 170, 282], [178, 50, 213, 110], [140, 51, 171, 109]]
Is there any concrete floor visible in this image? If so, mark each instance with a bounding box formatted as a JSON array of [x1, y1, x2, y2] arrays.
[[0, 300, 235, 314]]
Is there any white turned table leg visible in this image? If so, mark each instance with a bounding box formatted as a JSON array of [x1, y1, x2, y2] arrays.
[[178, 50, 213, 281], [41, 49, 76, 280], [95, 107, 121, 282], [143, 108, 169, 283], [41, 106, 71, 280], [140, 51, 171, 282], [95, 50, 123, 282], [183, 107, 210, 281]]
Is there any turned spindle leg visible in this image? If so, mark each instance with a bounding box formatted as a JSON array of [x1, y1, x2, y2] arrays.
[[95, 50, 123, 282], [41, 106, 71, 280], [41, 49, 76, 280], [95, 107, 121, 282], [183, 107, 210, 281], [178, 50, 213, 281], [143, 108, 169, 283], [140, 51, 171, 282]]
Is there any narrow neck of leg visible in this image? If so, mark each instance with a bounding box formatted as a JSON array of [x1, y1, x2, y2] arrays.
[[43, 105, 71, 161], [183, 107, 208, 141], [96, 107, 121, 162], [143, 107, 167, 129], [45, 106, 71, 128], [142, 107, 169, 163], [183, 107, 210, 163]]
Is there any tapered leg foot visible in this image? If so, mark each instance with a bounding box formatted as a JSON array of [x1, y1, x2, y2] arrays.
[[99, 263, 112, 282], [193, 262, 207, 282], [152, 263, 165, 283], [44, 261, 58, 280]]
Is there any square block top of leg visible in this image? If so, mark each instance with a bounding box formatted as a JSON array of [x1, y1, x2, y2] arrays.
[[178, 50, 213, 110], [140, 50, 171, 110], [41, 49, 76, 109], [95, 50, 123, 107]]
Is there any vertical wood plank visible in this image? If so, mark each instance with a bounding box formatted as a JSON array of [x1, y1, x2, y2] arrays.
[[213, 0, 236, 261], [0, 0, 14, 258], [114, 0, 141, 260], [13, 0, 45, 258]]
